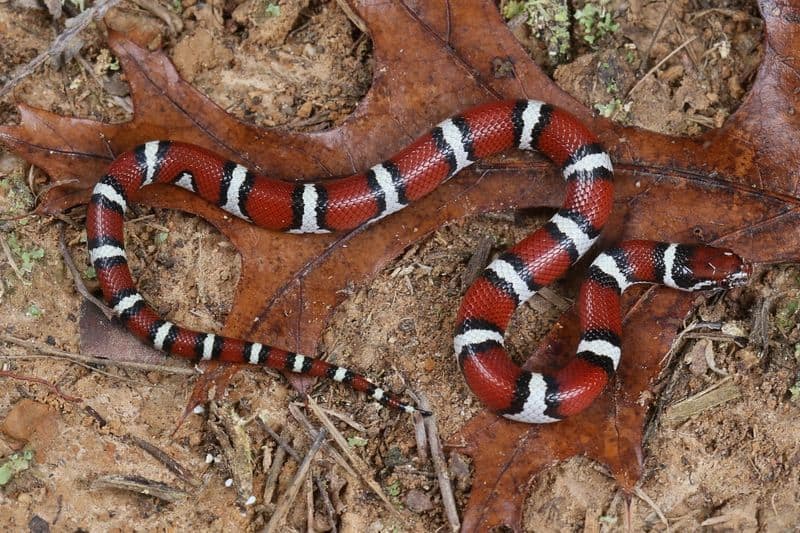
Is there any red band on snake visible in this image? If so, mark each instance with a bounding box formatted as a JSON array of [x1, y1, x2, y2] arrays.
[[86, 99, 750, 422]]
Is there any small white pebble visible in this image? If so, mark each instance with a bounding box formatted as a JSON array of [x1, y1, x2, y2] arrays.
[[245, 495, 256, 506], [205, 453, 214, 464], [193, 405, 205, 414], [225, 478, 234, 487]]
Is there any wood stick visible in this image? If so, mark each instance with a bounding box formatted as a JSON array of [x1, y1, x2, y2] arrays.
[[304, 397, 397, 515], [264, 429, 327, 533], [262, 425, 289, 505], [418, 393, 460, 532], [261, 421, 339, 533], [287, 404, 359, 480], [58, 225, 114, 320], [126, 434, 200, 487]]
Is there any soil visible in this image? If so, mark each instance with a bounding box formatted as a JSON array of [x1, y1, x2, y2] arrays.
[[1, 0, 798, 531]]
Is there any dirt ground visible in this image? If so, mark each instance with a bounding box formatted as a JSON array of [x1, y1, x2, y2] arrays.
[[1, 0, 798, 531]]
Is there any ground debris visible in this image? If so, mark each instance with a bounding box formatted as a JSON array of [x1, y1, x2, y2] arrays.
[[91, 474, 187, 503]]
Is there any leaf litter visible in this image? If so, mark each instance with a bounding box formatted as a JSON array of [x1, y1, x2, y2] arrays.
[[0, 0, 799, 531]]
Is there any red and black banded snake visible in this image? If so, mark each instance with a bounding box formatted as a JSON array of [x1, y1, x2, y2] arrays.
[[86, 99, 750, 422]]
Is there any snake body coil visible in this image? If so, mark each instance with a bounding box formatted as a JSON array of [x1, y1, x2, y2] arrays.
[[87, 100, 749, 421]]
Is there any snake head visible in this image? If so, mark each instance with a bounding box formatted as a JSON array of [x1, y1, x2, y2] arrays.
[[687, 246, 751, 290]]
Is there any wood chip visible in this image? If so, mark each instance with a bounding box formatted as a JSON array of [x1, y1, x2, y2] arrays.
[[126, 434, 199, 487], [461, 236, 493, 289], [91, 474, 186, 502], [663, 378, 741, 425], [208, 402, 254, 505]]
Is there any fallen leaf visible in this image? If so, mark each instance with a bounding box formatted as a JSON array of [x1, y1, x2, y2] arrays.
[[79, 300, 167, 365]]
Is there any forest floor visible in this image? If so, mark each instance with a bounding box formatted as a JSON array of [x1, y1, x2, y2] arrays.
[[0, 0, 798, 531]]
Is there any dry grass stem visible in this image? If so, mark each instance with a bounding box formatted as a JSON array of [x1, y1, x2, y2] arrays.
[[0, 234, 24, 282], [288, 404, 359, 480], [261, 421, 338, 532], [627, 36, 698, 99], [634, 486, 669, 528]]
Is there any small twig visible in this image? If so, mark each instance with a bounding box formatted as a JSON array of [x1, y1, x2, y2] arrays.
[[0, 211, 37, 223], [261, 421, 338, 532], [262, 425, 289, 505], [417, 392, 460, 532], [58, 225, 115, 320], [626, 36, 698, 99], [304, 397, 398, 515], [126, 434, 200, 487], [663, 376, 740, 425], [84, 405, 107, 427], [683, 331, 747, 347], [290, 400, 366, 433], [0, 333, 196, 375], [688, 8, 754, 22], [0, 233, 25, 283], [333, 0, 367, 33], [288, 404, 359, 480], [3, 354, 147, 385], [633, 486, 669, 528], [405, 389, 429, 462], [92, 474, 186, 503], [0, 0, 124, 100], [413, 409, 429, 463], [264, 428, 327, 533], [306, 472, 314, 531], [673, 21, 698, 69], [27, 165, 37, 199], [0, 370, 82, 403], [641, 0, 675, 72]]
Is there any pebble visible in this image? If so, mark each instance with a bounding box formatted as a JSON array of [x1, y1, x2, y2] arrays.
[[403, 489, 433, 513]]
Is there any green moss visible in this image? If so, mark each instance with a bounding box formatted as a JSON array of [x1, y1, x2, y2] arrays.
[[347, 436, 368, 447], [502, 0, 572, 63], [264, 1, 280, 17], [6, 233, 44, 275], [0, 172, 35, 217], [777, 299, 799, 334], [0, 449, 34, 486], [575, 0, 620, 46]]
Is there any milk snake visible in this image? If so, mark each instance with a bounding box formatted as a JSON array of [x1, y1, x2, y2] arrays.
[[86, 99, 750, 422]]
